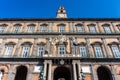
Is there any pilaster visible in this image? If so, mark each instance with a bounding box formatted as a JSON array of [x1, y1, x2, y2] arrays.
[[26, 65, 34, 80], [110, 65, 119, 80], [91, 65, 98, 80], [7, 64, 15, 80], [32, 38, 38, 57], [102, 38, 112, 58]]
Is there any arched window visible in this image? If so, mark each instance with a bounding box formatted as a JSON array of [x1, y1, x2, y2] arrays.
[[14, 66, 28, 80], [97, 66, 113, 80]]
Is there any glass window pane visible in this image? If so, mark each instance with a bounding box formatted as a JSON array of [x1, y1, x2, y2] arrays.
[[94, 46, 103, 58]]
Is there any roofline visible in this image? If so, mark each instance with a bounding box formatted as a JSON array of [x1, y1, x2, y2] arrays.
[[0, 18, 120, 21]]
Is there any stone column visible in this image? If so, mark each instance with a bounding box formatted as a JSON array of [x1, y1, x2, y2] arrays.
[[110, 65, 119, 80], [26, 65, 34, 80], [102, 38, 111, 58], [7, 64, 16, 80], [48, 60, 52, 80], [43, 61, 47, 80], [72, 60, 77, 80], [85, 38, 92, 58], [91, 65, 98, 80], [82, 22, 85, 33]]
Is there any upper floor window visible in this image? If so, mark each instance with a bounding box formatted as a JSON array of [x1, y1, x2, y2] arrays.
[[41, 26, 47, 32], [37, 45, 45, 56], [88, 24, 96, 33], [76, 24, 84, 32], [111, 44, 120, 58], [102, 24, 111, 33], [4, 44, 14, 56], [21, 42, 32, 57], [58, 45, 66, 55], [40, 24, 48, 32], [93, 44, 103, 58], [0, 24, 6, 33], [58, 24, 65, 33], [27, 24, 35, 33], [104, 27, 111, 33], [79, 45, 87, 57], [13, 24, 21, 33]]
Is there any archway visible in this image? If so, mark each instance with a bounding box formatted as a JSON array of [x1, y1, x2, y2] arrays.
[[54, 67, 71, 80], [14, 65, 28, 80], [97, 66, 113, 80]]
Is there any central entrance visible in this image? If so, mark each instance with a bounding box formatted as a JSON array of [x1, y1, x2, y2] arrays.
[[54, 66, 71, 80]]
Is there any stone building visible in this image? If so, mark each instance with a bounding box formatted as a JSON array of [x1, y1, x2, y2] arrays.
[[0, 6, 120, 80]]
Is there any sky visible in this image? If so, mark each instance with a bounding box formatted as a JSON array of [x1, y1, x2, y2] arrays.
[[0, 0, 120, 18]]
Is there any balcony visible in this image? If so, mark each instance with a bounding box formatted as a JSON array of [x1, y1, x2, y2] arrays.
[[0, 30, 119, 35]]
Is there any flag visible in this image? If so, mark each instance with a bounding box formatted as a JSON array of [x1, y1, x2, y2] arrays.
[[72, 40, 78, 46]]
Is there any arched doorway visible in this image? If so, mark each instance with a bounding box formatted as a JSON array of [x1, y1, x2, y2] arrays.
[[97, 66, 113, 80], [14, 65, 28, 80], [54, 67, 71, 80]]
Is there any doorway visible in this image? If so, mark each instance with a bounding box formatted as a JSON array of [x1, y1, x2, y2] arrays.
[[54, 66, 71, 80]]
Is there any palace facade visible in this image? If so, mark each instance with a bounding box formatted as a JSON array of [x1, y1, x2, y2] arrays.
[[0, 6, 120, 80]]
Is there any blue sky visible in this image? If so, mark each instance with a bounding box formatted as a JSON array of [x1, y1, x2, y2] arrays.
[[0, 0, 120, 18]]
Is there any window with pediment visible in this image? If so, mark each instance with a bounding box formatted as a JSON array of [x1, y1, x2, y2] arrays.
[[109, 42, 120, 58], [27, 24, 35, 33], [79, 43, 87, 57], [58, 24, 65, 33], [102, 24, 111, 33], [0, 24, 7, 33], [37, 43, 45, 57], [4, 42, 15, 57], [40, 24, 48, 32], [75, 24, 84, 32], [13, 24, 21, 33], [92, 42, 103, 58], [88, 24, 96, 33], [21, 42, 32, 57]]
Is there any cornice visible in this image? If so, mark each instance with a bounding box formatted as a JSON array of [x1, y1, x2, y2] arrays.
[[0, 18, 120, 21]]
